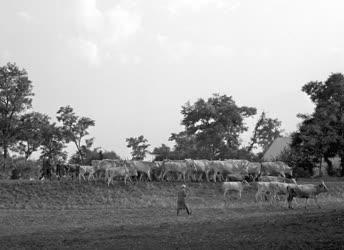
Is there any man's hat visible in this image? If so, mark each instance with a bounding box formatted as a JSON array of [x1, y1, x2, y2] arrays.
[[181, 184, 186, 188]]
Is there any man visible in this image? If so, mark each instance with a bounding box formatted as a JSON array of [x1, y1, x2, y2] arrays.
[[177, 184, 191, 216]]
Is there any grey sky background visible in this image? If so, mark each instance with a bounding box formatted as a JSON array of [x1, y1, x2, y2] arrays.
[[1, 0, 343, 159]]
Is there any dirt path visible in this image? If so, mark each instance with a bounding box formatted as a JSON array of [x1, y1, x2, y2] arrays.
[[0, 207, 343, 249]]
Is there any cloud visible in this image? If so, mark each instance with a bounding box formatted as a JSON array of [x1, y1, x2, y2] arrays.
[[105, 6, 141, 44], [74, 0, 142, 65], [70, 38, 100, 66], [156, 34, 233, 63], [167, 0, 241, 15], [156, 34, 194, 63], [77, 0, 104, 33], [16, 11, 33, 22], [76, 0, 141, 42]]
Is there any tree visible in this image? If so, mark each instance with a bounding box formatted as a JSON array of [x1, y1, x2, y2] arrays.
[[15, 112, 50, 159], [56, 105, 95, 164], [293, 73, 344, 176], [40, 122, 67, 163], [172, 93, 256, 160], [126, 135, 150, 160], [247, 112, 283, 153], [0, 63, 34, 164], [152, 144, 173, 161]]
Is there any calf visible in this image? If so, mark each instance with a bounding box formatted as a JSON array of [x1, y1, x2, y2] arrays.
[[223, 180, 249, 200], [287, 181, 328, 209], [79, 165, 96, 181], [256, 181, 298, 202]]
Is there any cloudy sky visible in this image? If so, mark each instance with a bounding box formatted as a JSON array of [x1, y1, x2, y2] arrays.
[[1, 0, 344, 158]]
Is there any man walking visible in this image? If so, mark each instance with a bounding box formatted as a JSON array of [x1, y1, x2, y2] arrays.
[[177, 184, 191, 216]]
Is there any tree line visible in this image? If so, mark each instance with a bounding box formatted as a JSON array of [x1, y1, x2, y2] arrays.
[[1, 62, 344, 176]]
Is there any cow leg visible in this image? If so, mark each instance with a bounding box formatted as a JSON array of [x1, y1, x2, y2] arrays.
[[304, 198, 308, 209], [287, 194, 294, 209], [238, 191, 242, 200], [147, 170, 152, 182], [255, 191, 260, 202], [314, 197, 321, 209], [213, 173, 217, 183], [161, 171, 167, 182], [204, 171, 209, 182]]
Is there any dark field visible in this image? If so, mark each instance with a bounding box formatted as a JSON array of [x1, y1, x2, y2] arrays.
[[0, 179, 344, 249]]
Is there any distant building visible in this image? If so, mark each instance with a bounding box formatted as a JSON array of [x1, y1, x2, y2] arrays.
[[262, 137, 291, 161]]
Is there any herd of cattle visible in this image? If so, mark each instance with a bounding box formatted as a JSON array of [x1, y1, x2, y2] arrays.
[[51, 159, 292, 185], [43, 158, 328, 209]]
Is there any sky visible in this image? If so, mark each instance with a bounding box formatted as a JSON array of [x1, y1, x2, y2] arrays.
[[1, 0, 344, 159]]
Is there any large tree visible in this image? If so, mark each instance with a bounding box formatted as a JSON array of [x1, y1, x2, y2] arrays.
[[247, 111, 283, 154], [172, 93, 256, 160], [294, 73, 344, 176], [126, 135, 150, 160], [15, 112, 50, 159], [0, 63, 34, 163], [56, 105, 95, 164]]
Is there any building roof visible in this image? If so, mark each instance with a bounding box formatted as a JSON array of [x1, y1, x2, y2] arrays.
[[262, 137, 291, 161]]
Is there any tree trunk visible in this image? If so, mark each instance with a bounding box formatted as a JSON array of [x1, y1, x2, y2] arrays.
[[318, 158, 323, 177], [341, 155, 344, 177], [3, 143, 8, 169], [324, 156, 333, 176]]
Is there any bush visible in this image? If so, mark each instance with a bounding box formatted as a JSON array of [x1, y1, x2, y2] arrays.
[[9, 158, 41, 180]]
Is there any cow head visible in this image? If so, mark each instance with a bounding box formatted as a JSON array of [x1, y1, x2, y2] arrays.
[[319, 181, 329, 193], [242, 180, 250, 186]]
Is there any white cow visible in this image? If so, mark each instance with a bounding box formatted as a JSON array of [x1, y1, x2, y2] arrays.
[[223, 180, 250, 200], [287, 181, 329, 209]]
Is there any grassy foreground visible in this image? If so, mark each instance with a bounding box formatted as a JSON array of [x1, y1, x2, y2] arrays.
[[0, 178, 343, 210], [0, 179, 344, 249]]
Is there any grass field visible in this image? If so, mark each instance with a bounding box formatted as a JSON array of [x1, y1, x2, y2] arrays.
[[0, 178, 343, 249]]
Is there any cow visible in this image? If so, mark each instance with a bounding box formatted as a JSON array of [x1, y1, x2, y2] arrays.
[[105, 160, 138, 186], [223, 180, 250, 201], [126, 161, 157, 182], [208, 160, 248, 183], [185, 159, 211, 182], [40, 158, 52, 181], [65, 164, 80, 180], [247, 162, 261, 181], [260, 161, 293, 178], [207, 161, 225, 182], [151, 161, 163, 181], [90, 160, 104, 180], [79, 165, 96, 181], [160, 160, 195, 182], [55, 163, 68, 180], [287, 181, 329, 209], [224, 159, 250, 175]]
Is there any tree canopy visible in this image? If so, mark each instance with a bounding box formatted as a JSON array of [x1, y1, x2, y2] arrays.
[[292, 73, 344, 176], [0, 63, 34, 162], [126, 135, 150, 160], [57, 105, 95, 164], [170, 94, 257, 160]]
